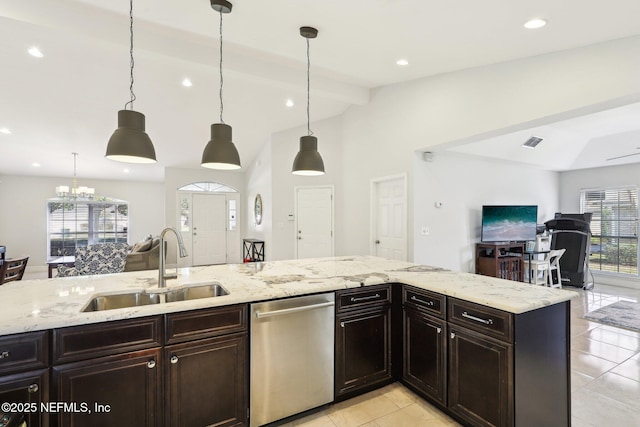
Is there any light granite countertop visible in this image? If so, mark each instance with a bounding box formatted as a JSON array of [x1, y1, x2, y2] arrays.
[[0, 256, 578, 336]]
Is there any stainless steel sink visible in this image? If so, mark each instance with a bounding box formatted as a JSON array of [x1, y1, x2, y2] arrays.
[[82, 282, 229, 312], [165, 283, 229, 302], [82, 292, 161, 312]]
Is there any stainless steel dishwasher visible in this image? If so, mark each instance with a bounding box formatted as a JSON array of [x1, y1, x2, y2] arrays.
[[250, 293, 335, 427]]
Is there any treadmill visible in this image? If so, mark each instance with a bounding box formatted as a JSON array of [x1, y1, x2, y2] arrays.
[[544, 213, 594, 290]]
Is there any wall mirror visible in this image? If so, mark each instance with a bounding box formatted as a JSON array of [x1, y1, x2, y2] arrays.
[[254, 194, 263, 225]]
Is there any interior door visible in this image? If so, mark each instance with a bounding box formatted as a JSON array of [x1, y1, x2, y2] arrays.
[[192, 194, 226, 266], [296, 187, 334, 259], [372, 176, 406, 260]]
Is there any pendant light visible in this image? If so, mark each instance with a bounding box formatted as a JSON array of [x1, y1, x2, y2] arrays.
[[292, 26, 325, 176], [105, 0, 157, 164], [201, 0, 241, 170]]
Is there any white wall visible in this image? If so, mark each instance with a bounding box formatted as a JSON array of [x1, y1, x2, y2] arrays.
[[559, 163, 640, 213], [0, 174, 164, 269], [338, 36, 640, 263], [244, 139, 273, 258], [269, 115, 343, 260], [413, 153, 559, 272]]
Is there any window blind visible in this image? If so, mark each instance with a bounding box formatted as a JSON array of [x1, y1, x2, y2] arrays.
[[580, 187, 638, 275], [47, 200, 129, 258]]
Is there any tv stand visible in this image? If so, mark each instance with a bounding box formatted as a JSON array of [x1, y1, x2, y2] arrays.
[[476, 242, 525, 282]]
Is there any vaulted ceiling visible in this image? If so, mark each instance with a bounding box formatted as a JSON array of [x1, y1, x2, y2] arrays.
[[1, 0, 639, 181]]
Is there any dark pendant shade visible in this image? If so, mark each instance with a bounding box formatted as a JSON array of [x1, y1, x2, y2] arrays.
[[201, 123, 241, 170], [105, 110, 157, 164], [292, 135, 325, 176]]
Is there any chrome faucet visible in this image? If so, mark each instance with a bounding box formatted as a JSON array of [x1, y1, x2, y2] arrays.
[[158, 227, 189, 288]]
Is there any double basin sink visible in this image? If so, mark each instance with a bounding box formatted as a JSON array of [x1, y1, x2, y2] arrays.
[[82, 282, 229, 312]]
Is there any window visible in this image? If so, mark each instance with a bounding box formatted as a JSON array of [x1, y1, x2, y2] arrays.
[[47, 198, 129, 258], [178, 182, 238, 193], [581, 187, 638, 275]]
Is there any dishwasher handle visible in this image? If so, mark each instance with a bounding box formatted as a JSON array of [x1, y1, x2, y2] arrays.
[[255, 301, 334, 319]]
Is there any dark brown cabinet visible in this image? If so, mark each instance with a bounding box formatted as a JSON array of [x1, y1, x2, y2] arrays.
[[447, 298, 514, 427], [448, 327, 512, 427], [335, 285, 392, 399], [164, 305, 247, 427], [0, 369, 49, 427], [53, 348, 162, 427], [401, 288, 570, 427], [49, 305, 248, 427], [51, 316, 163, 427], [0, 331, 50, 427], [402, 286, 447, 406]]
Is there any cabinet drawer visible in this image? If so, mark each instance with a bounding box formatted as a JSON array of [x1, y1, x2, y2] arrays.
[[53, 316, 162, 364], [0, 331, 49, 376], [336, 284, 391, 312], [448, 298, 513, 343], [165, 304, 247, 345], [403, 286, 445, 319]]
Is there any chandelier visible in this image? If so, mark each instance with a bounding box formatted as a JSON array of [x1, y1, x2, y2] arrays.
[[55, 153, 95, 199]]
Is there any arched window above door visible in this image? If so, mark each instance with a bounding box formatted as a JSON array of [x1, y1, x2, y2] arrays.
[[178, 182, 238, 193]]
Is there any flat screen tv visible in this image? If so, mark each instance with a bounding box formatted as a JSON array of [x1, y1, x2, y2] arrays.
[[481, 205, 538, 243]]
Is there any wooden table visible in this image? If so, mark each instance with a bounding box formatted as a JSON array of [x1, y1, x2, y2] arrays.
[[47, 256, 75, 278]]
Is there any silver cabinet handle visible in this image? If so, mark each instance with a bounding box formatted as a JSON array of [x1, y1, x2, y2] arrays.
[[462, 311, 494, 325], [350, 294, 380, 303], [28, 384, 39, 393], [340, 322, 345, 328], [450, 332, 455, 339], [255, 301, 334, 319], [170, 355, 179, 364], [375, 240, 380, 244], [0, 351, 9, 359], [411, 295, 434, 306], [436, 327, 442, 334], [147, 360, 156, 369]]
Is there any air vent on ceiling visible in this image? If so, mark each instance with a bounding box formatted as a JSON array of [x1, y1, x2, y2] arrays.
[[522, 136, 543, 149]]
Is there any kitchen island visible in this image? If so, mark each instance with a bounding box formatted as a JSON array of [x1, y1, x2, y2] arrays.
[[0, 256, 576, 427]]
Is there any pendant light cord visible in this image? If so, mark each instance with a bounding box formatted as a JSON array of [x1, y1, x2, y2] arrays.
[[124, 0, 136, 110], [306, 37, 313, 136], [219, 10, 225, 124]]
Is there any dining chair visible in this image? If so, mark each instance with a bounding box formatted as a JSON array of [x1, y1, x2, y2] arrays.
[[0, 256, 29, 284]]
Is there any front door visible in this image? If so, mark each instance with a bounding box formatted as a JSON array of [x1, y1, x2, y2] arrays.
[[372, 176, 407, 260], [296, 187, 334, 259], [192, 194, 226, 266]]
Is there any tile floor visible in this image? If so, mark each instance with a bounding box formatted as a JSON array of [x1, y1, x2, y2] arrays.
[[283, 283, 640, 427]]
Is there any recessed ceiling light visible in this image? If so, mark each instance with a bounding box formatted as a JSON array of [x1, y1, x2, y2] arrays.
[[32, 162, 41, 167], [123, 168, 130, 173], [181, 78, 193, 87], [396, 59, 409, 66], [0, 127, 11, 134], [286, 99, 294, 108], [28, 47, 44, 58], [523, 18, 547, 29]]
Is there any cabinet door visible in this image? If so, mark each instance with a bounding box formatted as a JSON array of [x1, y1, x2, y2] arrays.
[[52, 348, 161, 427], [448, 327, 513, 427], [165, 333, 247, 427], [0, 368, 49, 427], [403, 307, 446, 406], [335, 306, 391, 398]]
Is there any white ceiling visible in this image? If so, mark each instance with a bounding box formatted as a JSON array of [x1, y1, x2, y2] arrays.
[[1, 0, 639, 181]]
